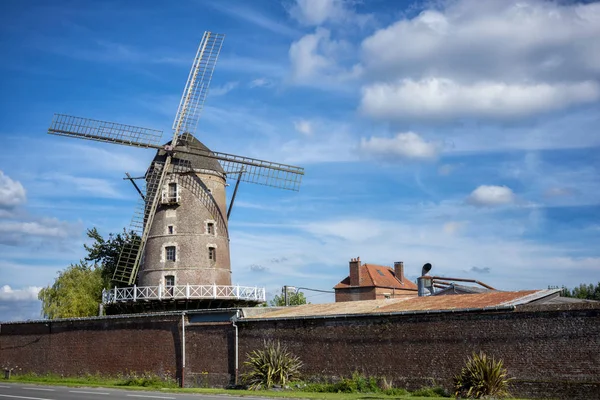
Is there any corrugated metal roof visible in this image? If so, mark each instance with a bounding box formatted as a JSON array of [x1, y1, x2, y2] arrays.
[[243, 290, 559, 320]]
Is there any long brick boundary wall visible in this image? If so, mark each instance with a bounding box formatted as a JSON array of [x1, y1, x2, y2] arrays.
[[1, 303, 599, 399], [0, 315, 182, 380]]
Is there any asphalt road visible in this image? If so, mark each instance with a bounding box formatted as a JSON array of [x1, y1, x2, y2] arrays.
[[0, 383, 268, 400]]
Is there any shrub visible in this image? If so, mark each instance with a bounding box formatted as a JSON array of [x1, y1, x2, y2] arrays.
[[243, 340, 302, 390], [116, 372, 178, 388], [453, 351, 512, 398], [383, 387, 410, 396], [412, 386, 449, 397]]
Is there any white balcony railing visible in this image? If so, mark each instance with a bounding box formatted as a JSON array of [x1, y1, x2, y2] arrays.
[[102, 284, 266, 304]]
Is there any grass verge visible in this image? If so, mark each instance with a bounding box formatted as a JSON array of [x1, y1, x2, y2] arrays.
[[4, 374, 450, 399]]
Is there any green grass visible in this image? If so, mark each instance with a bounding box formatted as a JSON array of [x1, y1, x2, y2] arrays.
[[4, 374, 451, 399]]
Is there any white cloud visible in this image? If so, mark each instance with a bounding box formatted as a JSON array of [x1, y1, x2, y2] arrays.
[[0, 220, 69, 238], [467, 185, 516, 207], [249, 78, 272, 88], [39, 173, 124, 199], [361, 0, 600, 83], [443, 221, 467, 235], [0, 217, 82, 246], [0, 285, 42, 302], [288, 28, 360, 87], [359, 132, 441, 161], [470, 266, 491, 274], [209, 2, 299, 37], [0, 171, 26, 209], [360, 78, 600, 120], [211, 81, 239, 96], [288, 0, 371, 26], [293, 119, 313, 136], [438, 163, 460, 176], [231, 214, 600, 293], [289, 28, 335, 83], [544, 187, 576, 198]]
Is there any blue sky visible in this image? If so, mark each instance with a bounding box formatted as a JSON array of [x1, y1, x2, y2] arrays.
[[1, 0, 599, 321]]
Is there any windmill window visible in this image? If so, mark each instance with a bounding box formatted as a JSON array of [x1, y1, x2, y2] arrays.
[[208, 247, 216, 261], [207, 222, 214, 235], [168, 225, 174, 235], [168, 182, 178, 202], [165, 275, 175, 296], [166, 246, 176, 261]]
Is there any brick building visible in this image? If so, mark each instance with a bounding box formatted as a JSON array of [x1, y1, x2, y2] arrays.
[[334, 257, 418, 302]]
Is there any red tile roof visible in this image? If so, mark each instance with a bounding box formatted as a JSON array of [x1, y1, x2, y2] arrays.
[[244, 290, 559, 320], [334, 264, 417, 290]]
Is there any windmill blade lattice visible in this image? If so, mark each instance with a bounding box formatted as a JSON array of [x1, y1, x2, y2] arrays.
[[172, 31, 224, 143], [48, 114, 163, 149], [184, 145, 304, 191], [112, 161, 166, 285], [172, 159, 228, 236]]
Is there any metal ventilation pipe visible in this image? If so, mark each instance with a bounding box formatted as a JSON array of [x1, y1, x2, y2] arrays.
[[417, 276, 434, 296], [418, 263, 434, 296]]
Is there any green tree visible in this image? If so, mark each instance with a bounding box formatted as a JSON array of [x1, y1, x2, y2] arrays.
[[38, 227, 137, 319], [84, 227, 139, 288], [270, 291, 308, 306], [562, 282, 600, 301], [38, 262, 103, 319]]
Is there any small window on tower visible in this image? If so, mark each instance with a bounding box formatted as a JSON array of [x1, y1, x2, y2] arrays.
[[168, 182, 177, 202], [208, 247, 216, 261], [166, 246, 176, 261], [168, 225, 174, 235], [165, 275, 175, 296], [207, 222, 214, 235]]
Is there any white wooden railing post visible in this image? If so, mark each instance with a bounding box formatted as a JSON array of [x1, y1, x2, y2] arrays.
[[101, 284, 268, 304]]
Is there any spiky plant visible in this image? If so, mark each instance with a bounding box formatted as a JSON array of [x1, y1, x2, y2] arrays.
[[454, 351, 512, 398], [243, 340, 303, 390]]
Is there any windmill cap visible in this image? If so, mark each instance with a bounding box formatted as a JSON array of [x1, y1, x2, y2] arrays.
[[153, 134, 225, 174]]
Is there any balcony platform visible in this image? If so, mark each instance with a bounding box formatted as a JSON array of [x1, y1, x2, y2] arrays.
[[101, 284, 266, 315]]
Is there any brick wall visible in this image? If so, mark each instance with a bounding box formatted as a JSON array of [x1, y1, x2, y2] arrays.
[[237, 303, 600, 399], [1, 315, 181, 380], [1, 303, 599, 399]]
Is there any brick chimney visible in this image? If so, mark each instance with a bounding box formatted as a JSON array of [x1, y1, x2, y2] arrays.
[[394, 261, 404, 283], [349, 257, 360, 286]]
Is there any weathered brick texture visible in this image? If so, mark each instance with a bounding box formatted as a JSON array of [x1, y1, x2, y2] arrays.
[[1, 316, 181, 379], [1, 303, 599, 399]]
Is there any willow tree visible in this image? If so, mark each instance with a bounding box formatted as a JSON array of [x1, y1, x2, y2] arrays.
[[38, 262, 103, 319], [38, 228, 137, 319]]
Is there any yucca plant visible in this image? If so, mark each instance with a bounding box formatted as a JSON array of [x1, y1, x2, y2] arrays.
[[243, 340, 303, 390], [454, 351, 512, 398]]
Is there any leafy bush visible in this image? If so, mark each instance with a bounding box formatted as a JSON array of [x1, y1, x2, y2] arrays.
[[295, 372, 381, 394], [412, 386, 449, 397], [243, 340, 302, 390], [383, 387, 410, 396], [454, 351, 512, 398], [116, 372, 178, 388]]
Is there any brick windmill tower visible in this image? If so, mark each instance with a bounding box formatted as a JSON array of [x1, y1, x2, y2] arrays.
[[47, 32, 304, 313]]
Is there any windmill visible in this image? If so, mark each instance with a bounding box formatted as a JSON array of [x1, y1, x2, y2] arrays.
[[46, 32, 304, 306]]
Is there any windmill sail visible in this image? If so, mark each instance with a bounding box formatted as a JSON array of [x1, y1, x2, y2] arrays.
[[173, 31, 224, 142], [112, 32, 225, 285], [112, 161, 165, 284], [48, 114, 163, 148]]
